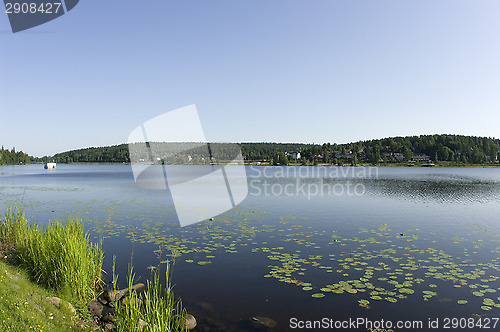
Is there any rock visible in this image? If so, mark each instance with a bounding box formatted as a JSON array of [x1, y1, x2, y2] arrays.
[[138, 319, 147, 331], [184, 313, 197, 330], [5, 271, 21, 282], [64, 301, 77, 315], [88, 300, 104, 317], [121, 296, 142, 307], [46, 297, 62, 306], [104, 322, 116, 331], [101, 314, 114, 322], [98, 297, 108, 305], [101, 289, 116, 303], [252, 316, 277, 328], [195, 301, 214, 311], [102, 283, 145, 303], [132, 283, 145, 291], [46, 297, 76, 315]]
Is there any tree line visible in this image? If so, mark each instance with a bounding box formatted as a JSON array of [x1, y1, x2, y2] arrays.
[[241, 135, 500, 165], [2, 134, 500, 166], [0, 146, 31, 165]]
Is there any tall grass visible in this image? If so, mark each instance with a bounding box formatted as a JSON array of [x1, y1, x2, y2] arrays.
[[0, 208, 187, 331], [114, 261, 188, 332], [0, 208, 103, 302]]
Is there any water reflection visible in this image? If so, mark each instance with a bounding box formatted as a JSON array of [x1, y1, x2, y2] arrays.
[[365, 177, 500, 203]]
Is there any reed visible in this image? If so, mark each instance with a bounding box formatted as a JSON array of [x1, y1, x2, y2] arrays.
[[113, 261, 188, 332]]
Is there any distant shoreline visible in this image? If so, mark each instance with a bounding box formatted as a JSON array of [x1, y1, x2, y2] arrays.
[[4, 134, 499, 167], [13, 161, 499, 168]]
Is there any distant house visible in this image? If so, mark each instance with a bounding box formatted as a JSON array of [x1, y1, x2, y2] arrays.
[[384, 152, 404, 161], [286, 152, 301, 160], [393, 153, 405, 161], [334, 150, 353, 159], [334, 152, 353, 159], [412, 153, 431, 162]]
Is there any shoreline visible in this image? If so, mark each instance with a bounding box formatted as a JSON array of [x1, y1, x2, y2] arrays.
[[11, 162, 499, 168]]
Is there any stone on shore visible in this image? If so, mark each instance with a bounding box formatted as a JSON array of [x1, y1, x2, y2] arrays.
[[88, 299, 104, 317], [184, 313, 197, 330], [46, 296, 76, 315], [102, 283, 145, 302]]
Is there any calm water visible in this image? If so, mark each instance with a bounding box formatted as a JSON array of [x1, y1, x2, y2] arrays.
[[1, 165, 500, 331]]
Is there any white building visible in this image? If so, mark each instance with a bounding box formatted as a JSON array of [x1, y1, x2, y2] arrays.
[[286, 152, 301, 160]]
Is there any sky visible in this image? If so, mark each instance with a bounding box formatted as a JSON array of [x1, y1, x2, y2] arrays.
[[1, 0, 499, 157]]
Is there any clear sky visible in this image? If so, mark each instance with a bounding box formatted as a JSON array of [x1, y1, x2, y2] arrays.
[[1, 0, 499, 157]]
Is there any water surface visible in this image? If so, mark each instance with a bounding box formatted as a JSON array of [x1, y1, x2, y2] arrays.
[[1, 165, 499, 331]]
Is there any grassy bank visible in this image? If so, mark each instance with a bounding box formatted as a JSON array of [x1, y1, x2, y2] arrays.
[[0, 208, 103, 303], [0, 209, 189, 332], [0, 259, 92, 331]]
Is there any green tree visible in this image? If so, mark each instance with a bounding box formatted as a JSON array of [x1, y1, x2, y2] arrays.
[[272, 154, 279, 166], [351, 153, 358, 166], [403, 147, 412, 161], [278, 152, 288, 166]]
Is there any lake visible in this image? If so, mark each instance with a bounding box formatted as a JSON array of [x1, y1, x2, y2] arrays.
[[1, 164, 500, 331]]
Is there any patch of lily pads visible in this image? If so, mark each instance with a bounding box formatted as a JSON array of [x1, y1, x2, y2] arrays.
[[22, 198, 499, 315]]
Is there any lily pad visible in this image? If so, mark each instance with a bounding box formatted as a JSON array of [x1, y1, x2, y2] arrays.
[[197, 261, 211, 265]]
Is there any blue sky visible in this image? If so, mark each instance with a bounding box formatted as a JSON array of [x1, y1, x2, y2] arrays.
[[1, 0, 499, 157]]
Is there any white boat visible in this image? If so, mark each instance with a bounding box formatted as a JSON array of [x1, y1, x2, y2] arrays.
[[44, 162, 57, 169]]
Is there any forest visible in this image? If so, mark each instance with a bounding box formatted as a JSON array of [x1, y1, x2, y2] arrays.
[[241, 135, 500, 165], [2, 134, 500, 166], [0, 146, 31, 165]]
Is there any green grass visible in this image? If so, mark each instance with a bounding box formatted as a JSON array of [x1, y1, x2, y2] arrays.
[[1, 208, 189, 332], [0, 208, 103, 303], [113, 260, 188, 332], [0, 258, 95, 332]]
